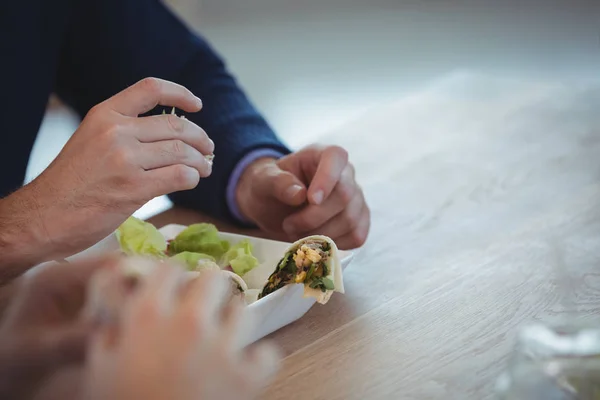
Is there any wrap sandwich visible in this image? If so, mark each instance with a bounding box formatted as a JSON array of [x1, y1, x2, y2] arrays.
[[152, 258, 249, 302], [258, 235, 344, 304]]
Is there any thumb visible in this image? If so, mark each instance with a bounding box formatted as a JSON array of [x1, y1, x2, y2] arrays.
[[261, 167, 307, 207]]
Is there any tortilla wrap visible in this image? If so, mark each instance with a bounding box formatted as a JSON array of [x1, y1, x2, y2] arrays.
[[258, 235, 344, 305]]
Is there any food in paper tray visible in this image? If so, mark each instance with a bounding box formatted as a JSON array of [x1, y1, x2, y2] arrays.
[[116, 216, 168, 257], [258, 235, 344, 305], [112, 217, 344, 306], [166, 222, 230, 260]]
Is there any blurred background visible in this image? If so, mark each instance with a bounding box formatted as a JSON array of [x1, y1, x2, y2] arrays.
[[31, 0, 600, 217]]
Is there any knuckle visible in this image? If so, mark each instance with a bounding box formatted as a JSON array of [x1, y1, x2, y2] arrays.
[[337, 183, 355, 206], [294, 218, 313, 233], [302, 144, 323, 158], [86, 104, 103, 119], [329, 145, 349, 161], [305, 143, 324, 153], [305, 216, 321, 231], [348, 162, 356, 178], [171, 139, 185, 155], [357, 216, 371, 246], [344, 208, 360, 231], [139, 77, 161, 95], [101, 124, 122, 144], [350, 229, 367, 247], [172, 165, 198, 189], [288, 211, 316, 232], [111, 147, 133, 168], [166, 113, 184, 134]]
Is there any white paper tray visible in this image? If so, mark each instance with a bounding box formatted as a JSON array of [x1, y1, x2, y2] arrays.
[[61, 224, 354, 346]]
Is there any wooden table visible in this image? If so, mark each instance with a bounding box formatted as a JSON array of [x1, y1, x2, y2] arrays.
[[151, 77, 600, 399]]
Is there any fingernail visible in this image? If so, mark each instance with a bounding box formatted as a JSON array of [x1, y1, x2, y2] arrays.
[[312, 190, 324, 205], [284, 185, 303, 201], [195, 96, 203, 108]]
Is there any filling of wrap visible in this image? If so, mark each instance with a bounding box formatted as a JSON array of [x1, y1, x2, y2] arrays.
[[259, 239, 335, 299]]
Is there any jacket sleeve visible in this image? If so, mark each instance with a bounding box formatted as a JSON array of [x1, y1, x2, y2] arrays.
[[54, 0, 291, 223]]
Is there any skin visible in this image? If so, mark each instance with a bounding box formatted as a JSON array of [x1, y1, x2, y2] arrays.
[[0, 77, 213, 283], [0, 77, 368, 283], [0, 257, 281, 400], [0, 256, 118, 400], [82, 263, 281, 400], [236, 145, 371, 250]]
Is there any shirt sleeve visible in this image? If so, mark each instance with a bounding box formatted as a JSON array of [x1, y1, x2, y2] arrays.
[[54, 0, 291, 224]]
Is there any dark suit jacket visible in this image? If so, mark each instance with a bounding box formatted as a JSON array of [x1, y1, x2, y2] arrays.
[[0, 0, 290, 223]]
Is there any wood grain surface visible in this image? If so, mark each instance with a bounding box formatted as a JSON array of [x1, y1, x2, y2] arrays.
[[150, 76, 600, 399]]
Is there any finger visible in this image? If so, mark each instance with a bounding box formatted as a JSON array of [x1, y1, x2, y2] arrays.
[[333, 205, 371, 250], [9, 255, 122, 325], [282, 167, 356, 235], [123, 261, 183, 330], [241, 341, 282, 389], [106, 77, 202, 117], [82, 267, 132, 326], [254, 164, 307, 206], [143, 164, 201, 197], [291, 187, 364, 239], [138, 262, 183, 313], [138, 141, 212, 178], [307, 146, 348, 205], [133, 114, 214, 155], [27, 254, 121, 295], [87, 323, 118, 368], [220, 298, 254, 352], [179, 272, 229, 330]]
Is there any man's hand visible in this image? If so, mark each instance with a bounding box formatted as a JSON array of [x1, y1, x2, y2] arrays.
[[0, 257, 116, 399], [84, 264, 280, 400], [236, 145, 370, 250], [0, 77, 214, 271]]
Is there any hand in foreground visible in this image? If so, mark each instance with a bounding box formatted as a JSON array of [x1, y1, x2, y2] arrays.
[[0, 257, 116, 399], [5, 77, 213, 266], [83, 261, 281, 400], [236, 145, 370, 249]]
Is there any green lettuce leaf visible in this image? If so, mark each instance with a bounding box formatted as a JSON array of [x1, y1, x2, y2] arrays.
[[116, 217, 167, 257], [223, 240, 258, 276], [169, 223, 230, 259], [170, 251, 216, 271]]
